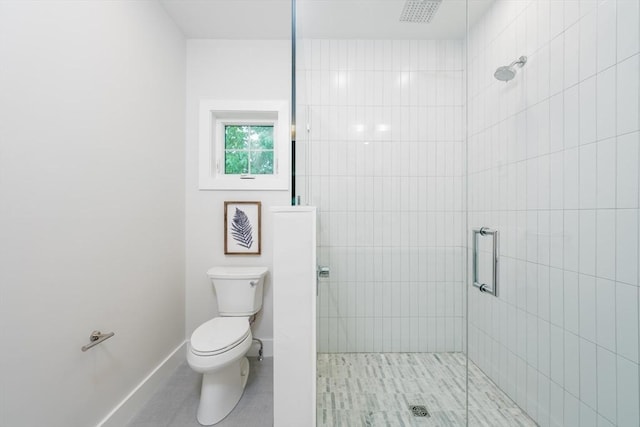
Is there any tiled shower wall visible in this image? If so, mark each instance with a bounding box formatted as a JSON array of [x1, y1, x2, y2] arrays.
[[296, 39, 465, 353], [467, 1, 639, 426]]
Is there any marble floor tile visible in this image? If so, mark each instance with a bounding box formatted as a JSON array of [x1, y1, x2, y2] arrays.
[[317, 353, 537, 427], [126, 353, 534, 427]]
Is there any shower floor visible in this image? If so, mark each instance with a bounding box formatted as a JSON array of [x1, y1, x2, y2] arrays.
[[317, 353, 536, 427]]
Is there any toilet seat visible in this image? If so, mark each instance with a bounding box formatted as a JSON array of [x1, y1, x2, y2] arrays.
[[190, 317, 251, 357]]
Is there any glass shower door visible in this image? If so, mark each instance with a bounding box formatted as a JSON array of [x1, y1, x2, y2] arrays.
[[295, 1, 469, 424]]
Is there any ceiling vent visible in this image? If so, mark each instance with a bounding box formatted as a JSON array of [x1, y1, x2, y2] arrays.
[[399, 0, 443, 23]]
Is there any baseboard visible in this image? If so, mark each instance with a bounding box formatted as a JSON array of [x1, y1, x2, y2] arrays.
[[247, 337, 273, 358], [97, 340, 187, 427]]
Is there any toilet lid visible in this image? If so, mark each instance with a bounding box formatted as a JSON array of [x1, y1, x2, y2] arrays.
[[190, 317, 250, 356]]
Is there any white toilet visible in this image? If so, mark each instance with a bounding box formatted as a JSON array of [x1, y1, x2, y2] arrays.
[[187, 266, 268, 426]]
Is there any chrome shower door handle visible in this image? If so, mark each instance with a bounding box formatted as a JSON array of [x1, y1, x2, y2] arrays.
[[472, 227, 498, 297]]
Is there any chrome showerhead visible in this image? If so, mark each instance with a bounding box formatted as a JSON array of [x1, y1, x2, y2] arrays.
[[400, 0, 443, 23], [494, 56, 527, 82], [494, 65, 517, 81]]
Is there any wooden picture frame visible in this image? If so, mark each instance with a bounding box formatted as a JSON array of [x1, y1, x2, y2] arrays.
[[224, 201, 261, 255]]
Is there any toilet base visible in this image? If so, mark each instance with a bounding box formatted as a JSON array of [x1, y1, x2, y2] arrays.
[[196, 357, 250, 426]]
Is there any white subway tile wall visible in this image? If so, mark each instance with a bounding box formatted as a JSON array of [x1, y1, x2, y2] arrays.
[[296, 39, 465, 354], [468, 1, 639, 427], [296, 1, 638, 425]]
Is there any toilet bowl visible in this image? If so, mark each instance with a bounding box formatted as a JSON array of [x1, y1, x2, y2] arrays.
[[187, 317, 253, 425], [187, 266, 268, 426]]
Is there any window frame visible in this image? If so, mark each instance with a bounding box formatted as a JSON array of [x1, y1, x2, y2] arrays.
[[199, 99, 289, 190]]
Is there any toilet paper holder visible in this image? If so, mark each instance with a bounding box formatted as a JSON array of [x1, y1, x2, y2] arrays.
[[81, 330, 115, 352]]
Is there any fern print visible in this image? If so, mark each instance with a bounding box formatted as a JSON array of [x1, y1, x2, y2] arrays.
[[230, 207, 254, 249]]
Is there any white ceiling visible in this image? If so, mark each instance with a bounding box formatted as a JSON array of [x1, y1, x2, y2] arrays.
[[160, 0, 494, 40]]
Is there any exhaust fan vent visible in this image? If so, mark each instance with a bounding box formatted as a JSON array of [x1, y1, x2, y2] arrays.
[[399, 0, 443, 23]]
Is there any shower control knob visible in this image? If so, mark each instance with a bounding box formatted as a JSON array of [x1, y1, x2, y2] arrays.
[[317, 266, 330, 279]]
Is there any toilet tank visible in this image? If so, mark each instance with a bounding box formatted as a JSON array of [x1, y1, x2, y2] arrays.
[[207, 266, 268, 316]]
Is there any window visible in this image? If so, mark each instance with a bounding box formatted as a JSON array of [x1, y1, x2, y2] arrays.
[[224, 124, 274, 175], [199, 100, 289, 190]]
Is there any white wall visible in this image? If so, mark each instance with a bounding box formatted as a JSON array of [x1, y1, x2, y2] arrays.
[[185, 40, 291, 352], [272, 206, 317, 427], [0, 2, 186, 426], [467, 1, 639, 426], [296, 39, 465, 353]]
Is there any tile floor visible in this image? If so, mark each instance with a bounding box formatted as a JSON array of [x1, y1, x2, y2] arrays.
[[128, 353, 535, 427], [126, 357, 273, 427], [317, 353, 536, 427]]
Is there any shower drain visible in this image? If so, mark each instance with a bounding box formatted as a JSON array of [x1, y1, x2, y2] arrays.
[[409, 405, 430, 417]]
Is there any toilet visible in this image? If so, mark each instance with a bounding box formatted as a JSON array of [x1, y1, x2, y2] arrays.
[[187, 266, 268, 425]]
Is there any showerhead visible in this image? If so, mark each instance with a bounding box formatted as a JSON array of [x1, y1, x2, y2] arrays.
[[494, 66, 517, 81], [494, 56, 527, 82], [400, 0, 443, 23]]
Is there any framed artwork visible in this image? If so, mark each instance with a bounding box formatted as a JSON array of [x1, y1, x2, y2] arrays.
[[224, 201, 261, 255]]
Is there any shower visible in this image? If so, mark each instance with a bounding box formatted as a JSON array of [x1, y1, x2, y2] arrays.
[[494, 55, 527, 81], [295, 0, 639, 425]]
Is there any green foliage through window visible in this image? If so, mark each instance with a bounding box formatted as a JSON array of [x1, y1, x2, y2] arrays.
[[224, 125, 274, 175]]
